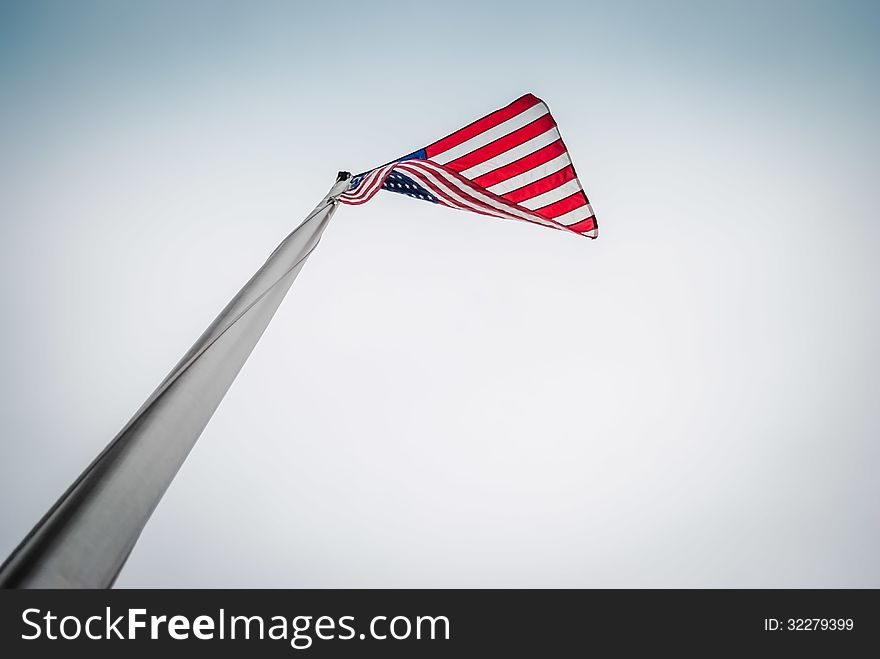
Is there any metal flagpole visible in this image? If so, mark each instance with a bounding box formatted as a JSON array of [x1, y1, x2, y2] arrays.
[[0, 172, 353, 589]]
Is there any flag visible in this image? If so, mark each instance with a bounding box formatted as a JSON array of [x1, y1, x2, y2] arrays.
[[339, 94, 598, 238]]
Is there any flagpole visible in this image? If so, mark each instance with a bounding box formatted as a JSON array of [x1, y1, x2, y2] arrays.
[[0, 172, 353, 589]]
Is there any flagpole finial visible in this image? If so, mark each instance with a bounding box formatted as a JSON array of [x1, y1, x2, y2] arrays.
[[327, 172, 353, 205]]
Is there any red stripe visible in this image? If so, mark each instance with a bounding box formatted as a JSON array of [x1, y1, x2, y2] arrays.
[[399, 162, 562, 231], [503, 165, 577, 204], [400, 163, 520, 220], [470, 139, 566, 188], [338, 166, 390, 205], [403, 160, 575, 232], [425, 94, 542, 159], [535, 191, 587, 219], [396, 164, 485, 210], [442, 114, 557, 173], [399, 167, 504, 220], [566, 216, 597, 234]]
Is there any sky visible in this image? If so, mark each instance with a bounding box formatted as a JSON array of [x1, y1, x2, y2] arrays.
[[1, 0, 878, 587]]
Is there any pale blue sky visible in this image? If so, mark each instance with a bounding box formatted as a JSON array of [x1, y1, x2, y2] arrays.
[[1, 1, 878, 586]]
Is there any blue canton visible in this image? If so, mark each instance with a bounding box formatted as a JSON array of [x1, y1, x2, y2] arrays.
[[381, 170, 439, 203], [347, 148, 438, 203]]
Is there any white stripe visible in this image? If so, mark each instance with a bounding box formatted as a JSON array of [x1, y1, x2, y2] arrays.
[[458, 128, 560, 179], [346, 160, 585, 236], [405, 162, 547, 226], [398, 165, 508, 220], [340, 165, 392, 203], [432, 103, 549, 165], [520, 179, 583, 210], [340, 169, 381, 202], [423, 162, 569, 229], [402, 161, 564, 230], [487, 152, 571, 195], [553, 203, 595, 227]]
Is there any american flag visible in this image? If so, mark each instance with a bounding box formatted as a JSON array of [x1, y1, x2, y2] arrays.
[[339, 94, 598, 238]]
